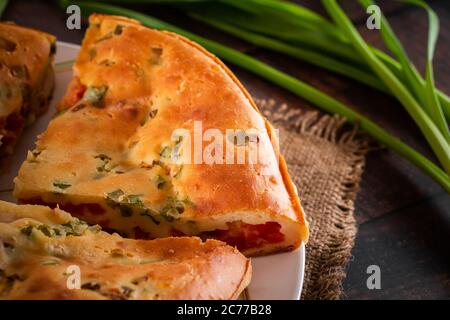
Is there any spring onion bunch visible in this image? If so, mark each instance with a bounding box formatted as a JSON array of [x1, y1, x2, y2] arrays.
[[0, 0, 8, 19], [58, 0, 450, 192]]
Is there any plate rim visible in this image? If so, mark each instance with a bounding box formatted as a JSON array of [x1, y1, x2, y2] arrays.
[[56, 40, 82, 51]]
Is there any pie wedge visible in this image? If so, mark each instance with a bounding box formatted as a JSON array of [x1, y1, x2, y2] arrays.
[[0, 200, 251, 300], [0, 22, 55, 156], [13, 14, 308, 256]]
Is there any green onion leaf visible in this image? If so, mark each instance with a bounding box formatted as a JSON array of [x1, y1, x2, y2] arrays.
[[190, 13, 388, 93], [0, 0, 8, 19], [83, 85, 108, 107], [20, 225, 33, 237], [322, 0, 450, 176], [359, 0, 449, 143], [403, 0, 450, 143]]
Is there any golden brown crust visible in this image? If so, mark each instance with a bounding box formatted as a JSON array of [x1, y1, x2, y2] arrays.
[[0, 22, 55, 156], [13, 14, 308, 255], [0, 200, 251, 300]]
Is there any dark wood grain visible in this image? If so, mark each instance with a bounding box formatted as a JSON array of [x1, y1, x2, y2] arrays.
[[343, 193, 450, 299], [2, 0, 449, 299]]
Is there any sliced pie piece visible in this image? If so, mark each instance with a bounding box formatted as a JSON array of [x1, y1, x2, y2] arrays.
[[13, 14, 308, 256], [0, 200, 251, 300], [0, 22, 55, 156]]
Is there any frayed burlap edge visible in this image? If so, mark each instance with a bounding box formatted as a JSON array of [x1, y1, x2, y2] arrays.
[[256, 99, 368, 300]]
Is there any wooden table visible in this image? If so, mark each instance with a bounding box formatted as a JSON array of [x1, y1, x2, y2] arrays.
[[3, 0, 449, 299]]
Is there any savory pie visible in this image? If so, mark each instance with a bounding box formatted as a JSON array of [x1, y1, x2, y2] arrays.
[[0, 22, 55, 156], [0, 200, 251, 300], [13, 14, 308, 256]]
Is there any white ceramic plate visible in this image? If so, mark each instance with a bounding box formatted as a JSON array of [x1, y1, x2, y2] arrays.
[[0, 42, 305, 300]]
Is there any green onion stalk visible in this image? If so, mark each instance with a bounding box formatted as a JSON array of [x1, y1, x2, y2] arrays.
[[322, 0, 450, 175], [358, 0, 449, 144]]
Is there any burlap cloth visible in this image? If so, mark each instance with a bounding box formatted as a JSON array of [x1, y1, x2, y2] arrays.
[[257, 99, 369, 300]]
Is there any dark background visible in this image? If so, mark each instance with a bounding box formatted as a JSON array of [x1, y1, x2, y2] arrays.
[[2, 0, 449, 299]]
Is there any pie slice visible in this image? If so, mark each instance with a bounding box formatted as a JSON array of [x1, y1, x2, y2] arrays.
[[0, 22, 55, 156], [13, 14, 308, 256], [0, 200, 251, 300]]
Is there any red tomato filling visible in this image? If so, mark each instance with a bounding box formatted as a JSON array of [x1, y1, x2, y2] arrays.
[[19, 198, 284, 250], [57, 76, 86, 110], [97, 219, 111, 229], [203, 221, 284, 251], [19, 198, 105, 216]]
